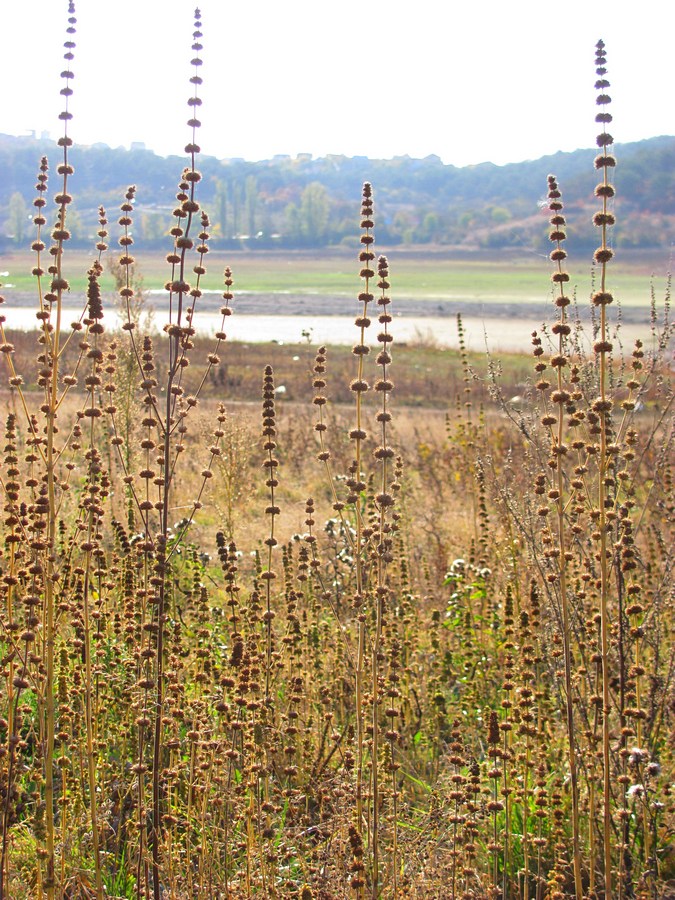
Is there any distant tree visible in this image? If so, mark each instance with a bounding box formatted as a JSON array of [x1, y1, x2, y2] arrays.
[[7, 191, 28, 244], [490, 205, 512, 224], [53, 205, 84, 244], [140, 212, 166, 244], [213, 178, 228, 239], [258, 203, 274, 241], [245, 175, 258, 238], [284, 202, 303, 242], [418, 211, 442, 243], [231, 181, 243, 237], [458, 210, 475, 230], [300, 182, 329, 243]]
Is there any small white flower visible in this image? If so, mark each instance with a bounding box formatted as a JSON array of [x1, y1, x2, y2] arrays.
[[626, 784, 645, 800], [628, 747, 647, 766]]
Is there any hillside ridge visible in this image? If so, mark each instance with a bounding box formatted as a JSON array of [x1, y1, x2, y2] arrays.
[[2, 133, 673, 250]]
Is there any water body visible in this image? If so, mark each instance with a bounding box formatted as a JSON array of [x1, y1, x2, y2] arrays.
[[1, 291, 658, 354]]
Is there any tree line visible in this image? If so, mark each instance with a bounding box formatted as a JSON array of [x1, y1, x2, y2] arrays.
[[2, 133, 673, 250]]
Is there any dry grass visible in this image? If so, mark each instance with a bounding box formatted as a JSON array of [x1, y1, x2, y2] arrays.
[[0, 10, 673, 900]]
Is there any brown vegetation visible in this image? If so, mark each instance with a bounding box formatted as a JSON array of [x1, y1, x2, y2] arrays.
[[0, 9, 673, 900]]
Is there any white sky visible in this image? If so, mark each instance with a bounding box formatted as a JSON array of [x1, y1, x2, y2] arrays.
[[3, 0, 672, 167]]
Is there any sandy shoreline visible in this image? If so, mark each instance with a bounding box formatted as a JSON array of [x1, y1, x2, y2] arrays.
[[1, 289, 651, 324]]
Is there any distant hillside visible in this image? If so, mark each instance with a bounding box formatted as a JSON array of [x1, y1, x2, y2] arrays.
[[1, 133, 673, 252]]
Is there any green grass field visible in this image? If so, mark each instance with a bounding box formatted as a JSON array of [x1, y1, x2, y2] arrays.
[[1, 246, 670, 307]]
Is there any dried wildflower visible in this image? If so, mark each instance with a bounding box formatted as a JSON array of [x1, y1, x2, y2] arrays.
[[628, 747, 647, 766], [626, 784, 645, 800]]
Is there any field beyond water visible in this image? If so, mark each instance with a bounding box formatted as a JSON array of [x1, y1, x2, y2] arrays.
[[1, 246, 669, 300]]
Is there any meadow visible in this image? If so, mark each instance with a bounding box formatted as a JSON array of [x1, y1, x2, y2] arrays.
[[0, 10, 674, 900], [1, 247, 667, 308]]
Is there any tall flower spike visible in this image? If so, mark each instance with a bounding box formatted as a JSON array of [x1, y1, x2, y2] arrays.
[[547, 176, 571, 311], [58, 3, 76, 134], [164, 12, 205, 349], [350, 183, 374, 443], [85, 262, 104, 327], [592, 40, 616, 274], [214, 266, 234, 341], [546, 173, 584, 900], [262, 365, 279, 701], [31, 158, 49, 322], [52, 2, 77, 257], [186, 9, 204, 151], [593, 39, 617, 900], [118, 186, 136, 269], [95, 207, 108, 254], [374, 255, 394, 507]]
